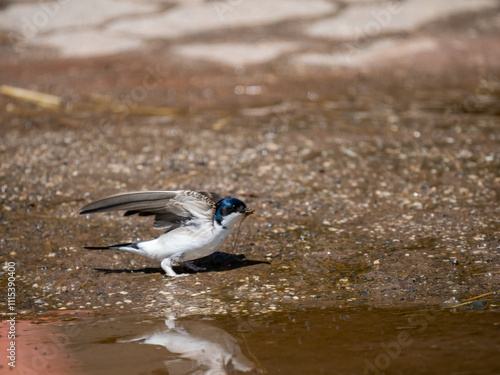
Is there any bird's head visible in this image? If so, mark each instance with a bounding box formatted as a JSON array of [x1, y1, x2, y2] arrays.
[[214, 197, 254, 228]]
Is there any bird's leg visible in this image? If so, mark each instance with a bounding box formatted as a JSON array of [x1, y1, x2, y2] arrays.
[[160, 258, 188, 277], [181, 261, 206, 272]]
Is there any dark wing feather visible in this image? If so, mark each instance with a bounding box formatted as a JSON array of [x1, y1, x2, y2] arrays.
[[152, 213, 184, 230], [199, 191, 224, 204], [79, 190, 220, 231], [79, 191, 177, 214]]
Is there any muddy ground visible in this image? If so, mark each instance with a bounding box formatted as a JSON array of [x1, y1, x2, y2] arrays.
[[1, 15, 500, 319]]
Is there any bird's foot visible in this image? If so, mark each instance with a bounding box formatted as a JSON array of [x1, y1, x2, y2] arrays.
[[182, 261, 206, 272], [168, 272, 189, 277], [161, 258, 189, 277]]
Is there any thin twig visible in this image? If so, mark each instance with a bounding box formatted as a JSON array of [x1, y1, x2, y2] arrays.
[[449, 291, 497, 308], [1, 85, 61, 109]]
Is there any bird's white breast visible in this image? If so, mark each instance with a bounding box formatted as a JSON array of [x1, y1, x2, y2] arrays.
[[141, 221, 232, 262]]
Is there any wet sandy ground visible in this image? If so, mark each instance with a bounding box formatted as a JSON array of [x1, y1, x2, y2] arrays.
[[1, 56, 499, 317], [0, 1, 500, 374]]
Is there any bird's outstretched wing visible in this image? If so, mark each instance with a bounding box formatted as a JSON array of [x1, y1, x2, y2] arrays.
[[79, 190, 224, 231]]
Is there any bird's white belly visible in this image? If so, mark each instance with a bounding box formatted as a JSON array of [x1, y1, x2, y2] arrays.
[[141, 225, 231, 262]]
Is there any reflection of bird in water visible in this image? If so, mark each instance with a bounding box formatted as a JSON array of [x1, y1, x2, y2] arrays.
[[119, 317, 256, 374]]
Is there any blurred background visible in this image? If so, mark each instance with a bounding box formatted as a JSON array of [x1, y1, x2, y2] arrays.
[[1, 0, 500, 316], [0, 0, 500, 374], [0, 1, 499, 373]]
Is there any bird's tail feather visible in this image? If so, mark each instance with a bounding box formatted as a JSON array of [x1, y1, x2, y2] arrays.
[[84, 242, 144, 254], [84, 246, 113, 250]]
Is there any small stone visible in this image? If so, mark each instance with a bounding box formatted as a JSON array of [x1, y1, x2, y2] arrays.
[[443, 297, 459, 307]]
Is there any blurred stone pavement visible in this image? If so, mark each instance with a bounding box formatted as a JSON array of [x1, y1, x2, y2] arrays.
[[0, 0, 499, 71]]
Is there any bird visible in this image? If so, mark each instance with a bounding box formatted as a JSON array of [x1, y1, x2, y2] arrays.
[[79, 190, 254, 277]]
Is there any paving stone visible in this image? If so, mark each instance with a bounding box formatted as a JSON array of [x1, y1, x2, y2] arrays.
[[290, 37, 438, 69], [173, 41, 302, 67], [305, 0, 498, 41], [0, 0, 158, 34], [33, 29, 143, 58], [106, 0, 336, 39]]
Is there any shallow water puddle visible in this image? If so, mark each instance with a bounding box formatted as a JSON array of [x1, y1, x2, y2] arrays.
[[5, 308, 499, 374]]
